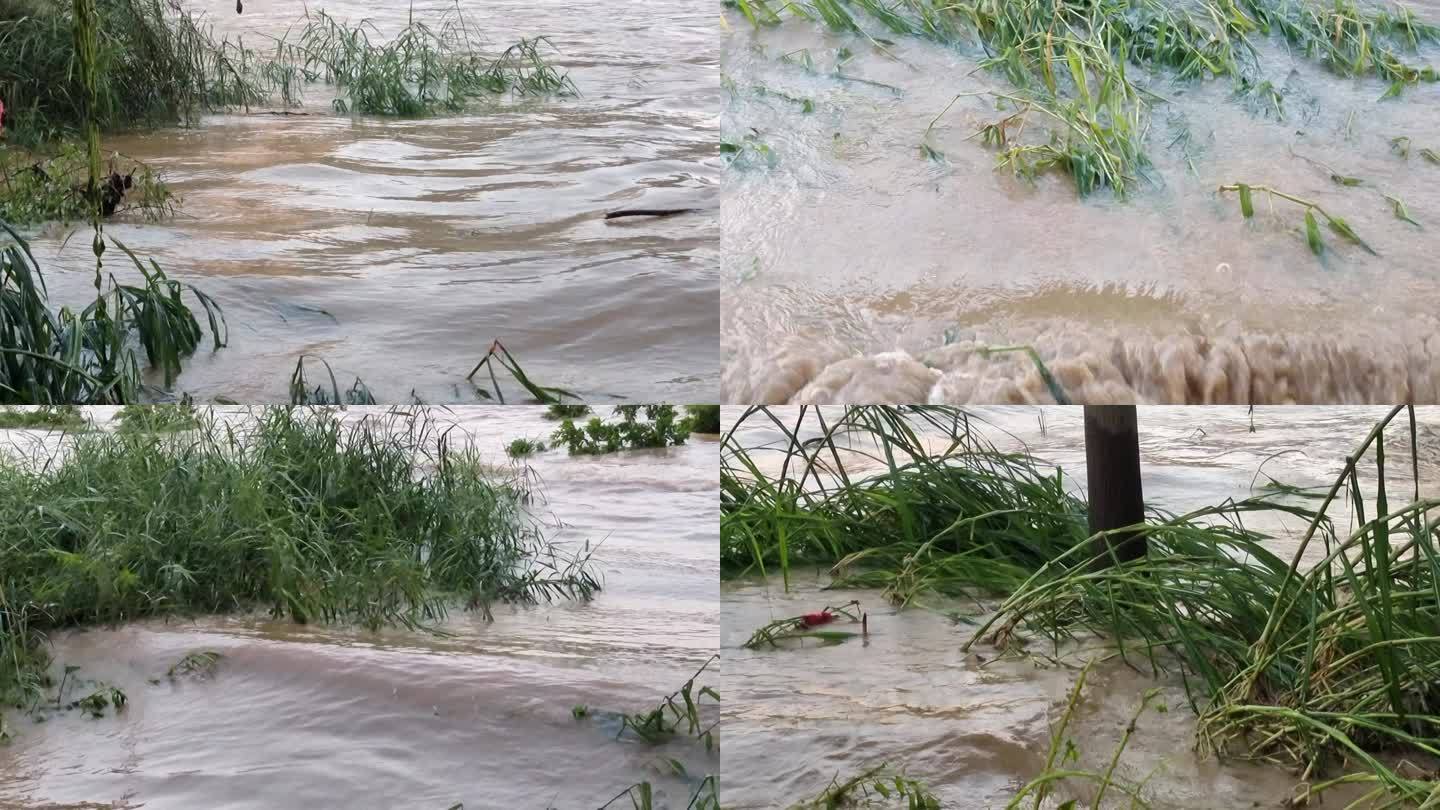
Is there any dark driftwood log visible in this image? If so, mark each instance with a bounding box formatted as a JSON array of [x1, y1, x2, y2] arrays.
[[603, 208, 701, 220], [1084, 405, 1146, 566]]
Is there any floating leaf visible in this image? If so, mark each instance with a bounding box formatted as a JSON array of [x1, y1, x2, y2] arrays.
[[1422, 148, 1440, 165], [1326, 215, 1378, 255], [1329, 173, 1363, 187], [1304, 209, 1324, 256], [1238, 184, 1254, 219], [1385, 195, 1421, 227], [919, 142, 945, 162]]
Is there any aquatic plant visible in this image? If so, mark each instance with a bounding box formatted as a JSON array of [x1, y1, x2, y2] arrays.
[[618, 655, 720, 749], [166, 650, 222, 680], [721, 405, 1087, 594], [0, 0, 576, 145], [283, 9, 575, 116], [788, 762, 940, 809], [545, 403, 592, 420], [0, 222, 227, 403], [0, 407, 600, 709], [115, 400, 199, 432], [729, 0, 1439, 196], [289, 356, 378, 406], [1219, 183, 1376, 256], [0, 143, 174, 224], [0, 405, 86, 429], [505, 436, 545, 458], [1008, 659, 1157, 809], [467, 340, 580, 405], [968, 405, 1440, 807], [552, 405, 691, 456], [682, 404, 721, 434]]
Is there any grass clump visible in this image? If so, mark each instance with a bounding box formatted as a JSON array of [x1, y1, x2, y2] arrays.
[[789, 763, 940, 809], [286, 10, 575, 116], [0, 0, 576, 145], [552, 405, 691, 456], [545, 403, 592, 420], [114, 401, 199, 432], [731, 0, 1439, 197], [0, 144, 174, 224], [682, 404, 721, 434], [505, 436, 545, 458], [0, 405, 85, 429], [0, 223, 226, 404], [617, 655, 720, 749], [0, 406, 600, 709], [721, 405, 1087, 595], [166, 650, 221, 680], [967, 405, 1440, 807]]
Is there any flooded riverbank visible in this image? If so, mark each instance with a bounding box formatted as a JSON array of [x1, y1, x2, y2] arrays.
[[0, 407, 719, 809], [721, 406, 1440, 807], [16, 0, 718, 403], [721, 2, 1440, 404]]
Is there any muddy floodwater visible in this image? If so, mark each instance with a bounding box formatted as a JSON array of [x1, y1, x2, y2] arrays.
[[23, 0, 718, 403], [721, 4, 1440, 405], [721, 406, 1440, 808], [0, 408, 719, 810]]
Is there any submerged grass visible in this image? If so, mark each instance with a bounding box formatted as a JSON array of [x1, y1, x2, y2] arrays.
[[721, 405, 1087, 596], [0, 404, 85, 429], [552, 405, 693, 456], [0, 222, 226, 404], [0, 0, 576, 144], [963, 405, 1440, 807], [789, 763, 940, 809], [0, 406, 600, 709], [730, 0, 1439, 198]]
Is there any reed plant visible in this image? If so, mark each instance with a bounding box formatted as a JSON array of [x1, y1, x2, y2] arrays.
[[967, 405, 1440, 807], [0, 406, 600, 709], [721, 405, 1087, 595]]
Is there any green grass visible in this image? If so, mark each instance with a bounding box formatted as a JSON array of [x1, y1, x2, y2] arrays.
[[788, 763, 940, 809], [545, 403, 592, 420], [721, 405, 1088, 596], [0, 406, 600, 709], [964, 405, 1440, 807], [505, 436, 545, 458], [552, 405, 691, 456], [616, 654, 720, 749], [0, 0, 577, 145], [0, 405, 86, 429], [683, 405, 721, 434], [0, 143, 175, 225], [0, 223, 227, 404], [114, 400, 199, 432], [730, 0, 1439, 197]]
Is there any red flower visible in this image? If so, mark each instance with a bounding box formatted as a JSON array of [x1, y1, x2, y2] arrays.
[[799, 611, 834, 627]]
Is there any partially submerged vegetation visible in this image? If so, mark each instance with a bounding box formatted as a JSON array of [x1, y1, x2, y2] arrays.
[[0, 145, 173, 225], [0, 404, 85, 429], [0, 407, 599, 710], [789, 763, 940, 809], [552, 405, 694, 456], [0, 223, 226, 404], [725, 404, 1440, 806], [727, 0, 1438, 258], [0, 0, 575, 145]]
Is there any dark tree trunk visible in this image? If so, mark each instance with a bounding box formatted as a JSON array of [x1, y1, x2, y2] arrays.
[[1083, 405, 1146, 565]]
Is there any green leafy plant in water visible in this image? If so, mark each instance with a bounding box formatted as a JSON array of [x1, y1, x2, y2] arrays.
[[1220, 183, 1377, 257], [618, 655, 719, 750], [0, 405, 87, 429], [789, 762, 940, 809], [115, 400, 200, 432], [0, 407, 600, 709], [544, 403, 592, 420], [966, 405, 1440, 808], [682, 404, 720, 434], [552, 405, 691, 456], [505, 437, 545, 458], [166, 650, 222, 680], [0, 143, 175, 225], [467, 339, 581, 405]]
